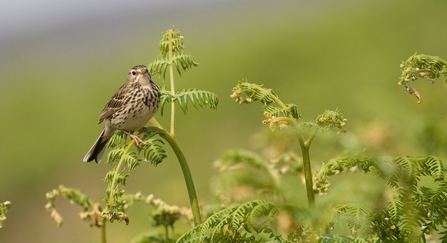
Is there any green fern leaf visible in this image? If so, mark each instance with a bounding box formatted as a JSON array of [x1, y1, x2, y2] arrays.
[[232, 80, 277, 105], [172, 53, 198, 77], [174, 88, 219, 115], [262, 104, 299, 120], [137, 138, 167, 166], [148, 56, 170, 79]]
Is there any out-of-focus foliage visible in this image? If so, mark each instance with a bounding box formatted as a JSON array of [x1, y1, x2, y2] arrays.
[[0, 201, 11, 229]]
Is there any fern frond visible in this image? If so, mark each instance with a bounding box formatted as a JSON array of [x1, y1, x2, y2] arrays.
[[331, 204, 372, 237], [419, 156, 445, 181], [200, 206, 238, 233], [178, 200, 284, 243], [174, 88, 218, 114], [247, 201, 279, 232], [387, 199, 404, 222], [316, 108, 348, 134], [123, 151, 140, 171], [314, 156, 385, 194], [0, 201, 11, 229], [262, 104, 299, 120], [231, 80, 277, 105], [148, 56, 170, 79], [137, 137, 166, 166], [158, 86, 174, 116], [150, 27, 197, 79], [172, 53, 198, 77], [398, 53, 447, 103], [176, 224, 203, 243], [108, 131, 127, 147], [159, 27, 184, 56]]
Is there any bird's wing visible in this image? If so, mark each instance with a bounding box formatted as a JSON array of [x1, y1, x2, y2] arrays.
[[98, 84, 130, 124]]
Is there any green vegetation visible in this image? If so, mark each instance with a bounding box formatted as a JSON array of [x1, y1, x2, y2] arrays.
[[2, 1, 447, 242], [41, 28, 447, 242]]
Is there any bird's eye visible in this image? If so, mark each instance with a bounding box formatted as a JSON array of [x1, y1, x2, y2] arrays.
[[131, 71, 137, 75]]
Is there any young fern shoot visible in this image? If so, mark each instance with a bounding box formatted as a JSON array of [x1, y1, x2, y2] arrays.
[[231, 80, 347, 208], [0, 201, 11, 229], [399, 53, 447, 103]]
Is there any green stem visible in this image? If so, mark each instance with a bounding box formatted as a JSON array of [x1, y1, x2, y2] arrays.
[[108, 139, 135, 208], [150, 117, 163, 129], [101, 218, 106, 243], [298, 137, 315, 208], [145, 126, 202, 226], [168, 29, 176, 137], [165, 225, 169, 243], [252, 83, 289, 111], [296, 128, 319, 208]]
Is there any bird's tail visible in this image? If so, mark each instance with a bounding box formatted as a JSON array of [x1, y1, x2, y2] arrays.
[[83, 127, 116, 163]]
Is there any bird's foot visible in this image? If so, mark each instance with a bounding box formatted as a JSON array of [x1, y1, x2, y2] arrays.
[[121, 130, 147, 147]]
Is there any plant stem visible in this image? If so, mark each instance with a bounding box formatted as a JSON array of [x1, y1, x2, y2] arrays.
[[108, 139, 135, 208], [251, 83, 289, 111], [150, 117, 163, 129], [298, 138, 315, 208], [101, 218, 106, 243], [145, 126, 202, 226], [256, 82, 314, 205], [165, 225, 169, 243], [296, 128, 318, 208], [168, 29, 176, 138]]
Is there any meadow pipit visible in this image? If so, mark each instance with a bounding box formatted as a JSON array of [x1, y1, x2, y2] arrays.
[[83, 65, 160, 163]]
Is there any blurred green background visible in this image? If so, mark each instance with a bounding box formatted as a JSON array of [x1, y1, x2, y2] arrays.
[[1, 0, 447, 242]]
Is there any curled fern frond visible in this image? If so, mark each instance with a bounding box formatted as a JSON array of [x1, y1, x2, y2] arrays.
[[231, 80, 300, 132], [399, 53, 447, 103], [45, 185, 94, 227], [0, 201, 11, 229], [314, 156, 385, 194], [149, 27, 198, 79], [159, 27, 184, 56], [316, 108, 347, 134], [231, 80, 277, 105], [263, 104, 300, 120]]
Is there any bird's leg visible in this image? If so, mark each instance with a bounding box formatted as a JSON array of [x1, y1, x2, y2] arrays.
[[121, 130, 147, 147]]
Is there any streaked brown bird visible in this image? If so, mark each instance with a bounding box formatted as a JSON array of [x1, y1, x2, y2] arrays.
[[83, 65, 160, 163]]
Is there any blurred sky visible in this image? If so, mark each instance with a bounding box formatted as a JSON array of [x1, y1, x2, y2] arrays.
[[0, 0, 194, 41]]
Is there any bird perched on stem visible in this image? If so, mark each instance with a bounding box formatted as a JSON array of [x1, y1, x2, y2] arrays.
[[84, 65, 160, 163]]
